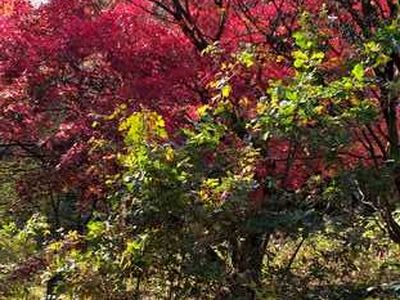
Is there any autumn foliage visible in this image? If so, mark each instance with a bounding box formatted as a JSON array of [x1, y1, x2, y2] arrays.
[[0, 0, 400, 298]]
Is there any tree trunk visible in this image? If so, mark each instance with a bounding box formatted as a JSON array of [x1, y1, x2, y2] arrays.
[[229, 231, 269, 299]]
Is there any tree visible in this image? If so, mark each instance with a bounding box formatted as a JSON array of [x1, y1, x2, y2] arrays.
[[1, 0, 400, 298]]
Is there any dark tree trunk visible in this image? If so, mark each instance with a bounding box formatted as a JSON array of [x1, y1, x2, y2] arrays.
[[375, 47, 400, 245], [229, 231, 269, 299]]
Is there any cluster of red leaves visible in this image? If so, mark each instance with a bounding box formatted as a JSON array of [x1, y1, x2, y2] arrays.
[[0, 0, 397, 208]]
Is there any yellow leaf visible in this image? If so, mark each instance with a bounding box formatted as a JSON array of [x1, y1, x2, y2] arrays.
[[165, 146, 175, 161], [256, 102, 267, 114], [314, 105, 325, 115], [197, 105, 210, 117], [221, 84, 232, 98], [276, 55, 285, 62]]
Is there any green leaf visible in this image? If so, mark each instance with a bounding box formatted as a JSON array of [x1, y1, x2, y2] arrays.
[[87, 221, 105, 239], [285, 90, 298, 101], [364, 41, 381, 53], [293, 50, 309, 68], [238, 51, 255, 68], [293, 31, 313, 50], [311, 51, 325, 62], [294, 59, 305, 68], [373, 54, 391, 68], [352, 64, 365, 81], [341, 77, 353, 90]]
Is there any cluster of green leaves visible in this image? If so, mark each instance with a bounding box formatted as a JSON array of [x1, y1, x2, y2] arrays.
[[0, 214, 49, 298], [256, 31, 377, 151]]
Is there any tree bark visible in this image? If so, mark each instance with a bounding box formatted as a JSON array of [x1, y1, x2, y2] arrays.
[[229, 231, 269, 299]]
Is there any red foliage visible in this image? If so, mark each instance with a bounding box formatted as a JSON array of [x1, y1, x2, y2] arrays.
[[0, 0, 398, 208]]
